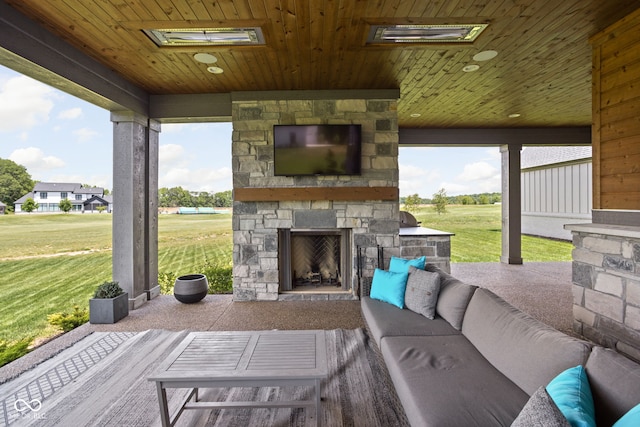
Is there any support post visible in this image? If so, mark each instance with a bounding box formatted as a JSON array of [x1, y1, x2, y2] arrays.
[[500, 143, 523, 264], [111, 111, 160, 309]]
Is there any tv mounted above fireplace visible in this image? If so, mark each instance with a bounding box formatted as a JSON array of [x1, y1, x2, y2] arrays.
[[273, 124, 362, 176]]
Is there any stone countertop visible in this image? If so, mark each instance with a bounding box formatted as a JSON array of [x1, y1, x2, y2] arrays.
[[399, 226, 454, 237], [564, 222, 640, 239]]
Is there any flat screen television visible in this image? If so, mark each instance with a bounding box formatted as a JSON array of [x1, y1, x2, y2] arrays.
[[273, 124, 362, 176]]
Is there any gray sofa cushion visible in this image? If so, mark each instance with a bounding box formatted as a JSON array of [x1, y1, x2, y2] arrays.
[[585, 346, 640, 426], [404, 266, 441, 319], [461, 288, 592, 395], [425, 264, 477, 330], [361, 296, 460, 347], [511, 386, 570, 427], [381, 335, 529, 426]]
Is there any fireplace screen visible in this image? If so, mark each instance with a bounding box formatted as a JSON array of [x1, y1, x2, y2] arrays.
[[278, 229, 350, 291]]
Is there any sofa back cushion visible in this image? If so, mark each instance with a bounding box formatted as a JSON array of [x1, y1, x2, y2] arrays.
[[462, 288, 592, 395], [425, 264, 477, 330], [585, 346, 640, 426]]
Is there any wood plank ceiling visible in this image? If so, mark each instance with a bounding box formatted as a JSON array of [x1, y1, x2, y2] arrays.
[[4, 0, 640, 128]]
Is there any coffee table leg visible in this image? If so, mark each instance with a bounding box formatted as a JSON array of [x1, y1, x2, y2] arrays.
[[315, 378, 322, 427], [155, 382, 170, 427]]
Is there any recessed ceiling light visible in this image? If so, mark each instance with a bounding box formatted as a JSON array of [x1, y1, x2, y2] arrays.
[[508, 113, 521, 118], [367, 24, 488, 44], [473, 50, 498, 61], [462, 64, 480, 72], [410, 113, 421, 118], [207, 66, 224, 74], [144, 28, 265, 47], [193, 53, 218, 64]]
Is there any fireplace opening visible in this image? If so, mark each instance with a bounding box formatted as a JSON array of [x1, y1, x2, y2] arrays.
[[278, 229, 351, 292]]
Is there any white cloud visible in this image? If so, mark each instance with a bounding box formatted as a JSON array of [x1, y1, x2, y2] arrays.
[[58, 107, 83, 120], [160, 144, 186, 166], [438, 182, 469, 195], [9, 147, 65, 171], [456, 161, 499, 182], [159, 166, 232, 193], [161, 123, 188, 133], [0, 75, 54, 132], [50, 173, 110, 189], [485, 147, 501, 161], [73, 127, 98, 143]]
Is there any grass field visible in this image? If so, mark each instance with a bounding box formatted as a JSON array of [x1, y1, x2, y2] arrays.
[[0, 205, 572, 346], [409, 204, 573, 262], [0, 213, 233, 345]]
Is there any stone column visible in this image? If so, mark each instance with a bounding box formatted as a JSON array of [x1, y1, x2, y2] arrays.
[[500, 143, 523, 264], [111, 111, 160, 309]]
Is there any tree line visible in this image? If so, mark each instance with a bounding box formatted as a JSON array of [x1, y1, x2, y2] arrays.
[[400, 191, 501, 206], [159, 187, 232, 208], [0, 158, 233, 212]]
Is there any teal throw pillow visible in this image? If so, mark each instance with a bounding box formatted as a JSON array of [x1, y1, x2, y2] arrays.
[[389, 256, 426, 273], [546, 365, 596, 427], [369, 268, 409, 309], [614, 403, 640, 427]]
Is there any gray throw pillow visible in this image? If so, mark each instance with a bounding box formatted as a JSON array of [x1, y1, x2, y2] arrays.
[[511, 386, 570, 427], [404, 266, 441, 319]]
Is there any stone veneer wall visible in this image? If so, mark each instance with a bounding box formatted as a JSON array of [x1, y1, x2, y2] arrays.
[[569, 224, 640, 361], [232, 94, 399, 301]]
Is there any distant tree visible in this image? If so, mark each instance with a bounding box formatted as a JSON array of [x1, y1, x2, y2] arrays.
[[478, 194, 490, 204], [432, 188, 448, 215], [159, 186, 193, 207], [97, 206, 107, 213], [59, 199, 72, 213], [103, 189, 111, 196], [214, 190, 232, 207], [0, 158, 34, 209], [459, 195, 475, 205], [403, 194, 421, 212], [22, 198, 38, 213], [195, 192, 215, 207]]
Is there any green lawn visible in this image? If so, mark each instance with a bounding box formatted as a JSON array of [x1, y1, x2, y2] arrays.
[[0, 206, 572, 346], [410, 204, 573, 262], [0, 213, 232, 344]]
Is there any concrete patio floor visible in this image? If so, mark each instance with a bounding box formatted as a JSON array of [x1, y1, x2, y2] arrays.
[[0, 261, 574, 384]]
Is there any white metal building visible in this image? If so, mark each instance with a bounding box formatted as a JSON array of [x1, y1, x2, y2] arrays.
[[521, 146, 592, 240]]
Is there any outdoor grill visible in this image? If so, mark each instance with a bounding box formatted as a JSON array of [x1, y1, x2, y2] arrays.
[[399, 211, 421, 228]]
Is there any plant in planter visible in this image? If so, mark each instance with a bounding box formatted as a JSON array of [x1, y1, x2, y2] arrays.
[[89, 281, 129, 324]]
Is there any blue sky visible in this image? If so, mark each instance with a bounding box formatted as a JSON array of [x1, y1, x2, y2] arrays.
[[0, 65, 501, 198]]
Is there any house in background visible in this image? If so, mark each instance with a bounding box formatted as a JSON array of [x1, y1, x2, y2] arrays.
[[14, 182, 112, 214], [521, 146, 592, 240], [0, 201, 5, 215]]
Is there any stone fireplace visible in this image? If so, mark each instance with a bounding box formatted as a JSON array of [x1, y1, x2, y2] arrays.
[[231, 90, 401, 301], [279, 229, 350, 291]]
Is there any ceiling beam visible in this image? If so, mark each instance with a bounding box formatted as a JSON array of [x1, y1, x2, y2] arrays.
[[0, 0, 148, 115], [399, 127, 591, 146]]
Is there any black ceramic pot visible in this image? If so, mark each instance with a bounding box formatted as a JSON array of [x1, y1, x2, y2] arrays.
[[174, 274, 208, 303]]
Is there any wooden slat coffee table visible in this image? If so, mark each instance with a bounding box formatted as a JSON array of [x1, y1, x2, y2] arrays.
[[148, 330, 328, 427]]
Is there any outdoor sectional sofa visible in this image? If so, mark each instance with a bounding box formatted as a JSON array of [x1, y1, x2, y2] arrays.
[[361, 262, 640, 426]]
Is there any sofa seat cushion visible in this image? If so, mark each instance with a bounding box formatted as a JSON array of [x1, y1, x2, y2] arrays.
[[381, 335, 529, 427], [462, 288, 592, 395], [585, 346, 640, 426], [361, 297, 460, 347]]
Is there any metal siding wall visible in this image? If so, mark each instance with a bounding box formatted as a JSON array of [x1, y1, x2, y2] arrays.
[[522, 162, 592, 215]]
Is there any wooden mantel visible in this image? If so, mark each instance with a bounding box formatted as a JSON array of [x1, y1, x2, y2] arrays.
[[234, 186, 398, 202]]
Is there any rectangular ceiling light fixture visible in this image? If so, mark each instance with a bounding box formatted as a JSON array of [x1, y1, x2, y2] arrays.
[[368, 24, 488, 44], [144, 28, 265, 46]]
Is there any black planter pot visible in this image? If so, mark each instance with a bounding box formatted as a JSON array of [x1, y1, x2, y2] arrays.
[[174, 274, 208, 303]]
